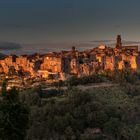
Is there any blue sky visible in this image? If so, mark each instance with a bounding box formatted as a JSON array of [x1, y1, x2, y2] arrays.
[[0, 0, 140, 53]]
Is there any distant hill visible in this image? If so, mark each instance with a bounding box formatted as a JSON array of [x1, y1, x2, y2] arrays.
[[0, 42, 21, 50], [0, 53, 7, 59]]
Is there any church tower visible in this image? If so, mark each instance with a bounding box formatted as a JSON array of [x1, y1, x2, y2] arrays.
[[116, 35, 122, 49]]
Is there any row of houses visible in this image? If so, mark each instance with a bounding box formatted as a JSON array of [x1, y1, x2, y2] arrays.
[[0, 35, 139, 80]]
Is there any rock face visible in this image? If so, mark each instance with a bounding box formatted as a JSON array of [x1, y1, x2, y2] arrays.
[[0, 35, 139, 80]]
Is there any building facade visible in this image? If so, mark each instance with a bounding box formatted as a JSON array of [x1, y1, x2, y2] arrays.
[[0, 35, 139, 80]]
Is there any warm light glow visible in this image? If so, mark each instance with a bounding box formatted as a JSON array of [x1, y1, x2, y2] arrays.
[[118, 61, 123, 70], [96, 56, 102, 62], [98, 45, 106, 49], [130, 57, 137, 69]]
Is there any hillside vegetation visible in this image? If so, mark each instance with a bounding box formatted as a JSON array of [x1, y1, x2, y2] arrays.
[[0, 71, 140, 140]]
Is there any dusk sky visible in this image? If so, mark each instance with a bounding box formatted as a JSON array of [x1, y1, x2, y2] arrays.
[[0, 0, 140, 54]]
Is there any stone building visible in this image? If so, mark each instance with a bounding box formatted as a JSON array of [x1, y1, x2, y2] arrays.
[[40, 53, 63, 73], [0, 35, 139, 80]]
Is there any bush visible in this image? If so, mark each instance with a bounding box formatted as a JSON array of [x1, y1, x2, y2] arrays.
[[67, 74, 104, 87], [20, 81, 140, 140]]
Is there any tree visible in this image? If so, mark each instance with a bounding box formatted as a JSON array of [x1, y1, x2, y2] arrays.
[[36, 85, 43, 106], [104, 118, 123, 139], [133, 125, 140, 140], [0, 87, 30, 140], [67, 76, 79, 87], [1, 78, 7, 96], [48, 74, 54, 81], [64, 126, 76, 140]]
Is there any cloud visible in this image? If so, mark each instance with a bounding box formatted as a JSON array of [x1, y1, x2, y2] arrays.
[[123, 40, 140, 45], [89, 40, 114, 43], [82, 40, 140, 46], [1, 40, 140, 55]]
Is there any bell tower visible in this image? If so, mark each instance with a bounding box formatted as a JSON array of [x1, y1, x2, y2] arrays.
[[72, 46, 76, 52], [116, 35, 122, 49]]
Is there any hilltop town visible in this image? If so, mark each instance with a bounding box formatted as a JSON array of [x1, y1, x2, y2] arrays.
[[0, 35, 140, 88]]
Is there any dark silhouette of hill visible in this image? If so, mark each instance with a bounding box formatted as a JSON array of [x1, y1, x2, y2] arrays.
[[0, 42, 21, 50]]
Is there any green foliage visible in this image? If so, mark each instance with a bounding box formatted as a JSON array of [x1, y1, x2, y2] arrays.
[[3, 71, 140, 140], [0, 87, 30, 140], [67, 74, 104, 87], [48, 74, 54, 80], [67, 76, 79, 87], [132, 125, 140, 140], [52, 80, 65, 87], [20, 88, 42, 106], [27, 86, 140, 140], [111, 70, 138, 85], [1, 78, 7, 96]]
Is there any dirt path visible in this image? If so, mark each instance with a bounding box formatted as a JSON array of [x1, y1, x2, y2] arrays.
[[43, 82, 117, 92], [76, 82, 116, 91]]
